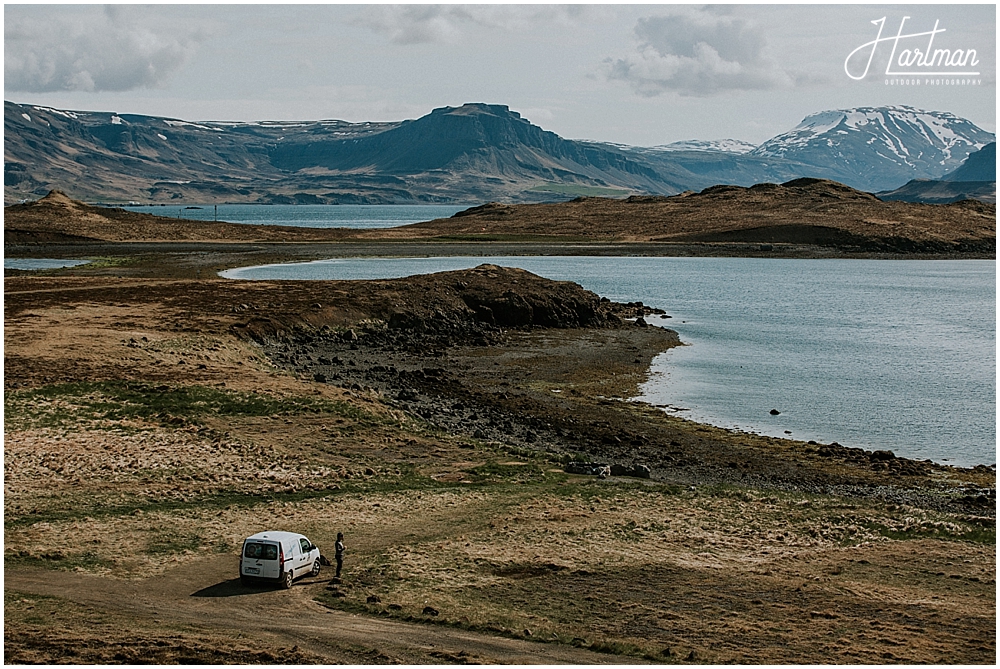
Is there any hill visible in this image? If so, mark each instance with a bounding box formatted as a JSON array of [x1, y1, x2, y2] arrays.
[[7, 182, 993, 255], [877, 143, 996, 205], [3, 190, 351, 243], [373, 178, 995, 254]]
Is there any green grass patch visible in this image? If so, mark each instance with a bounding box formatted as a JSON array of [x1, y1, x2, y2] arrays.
[[5, 549, 113, 573], [3, 466, 457, 531], [78, 256, 139, 269], [4, 381, 376, 430], [466, 461, 548, 484], [861, 520, 995, 545]]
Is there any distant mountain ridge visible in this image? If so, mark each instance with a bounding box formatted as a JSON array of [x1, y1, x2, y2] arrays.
[[877, 142, 996, 204], [4, 101, 994, 204], [944, 142, 996, 182]]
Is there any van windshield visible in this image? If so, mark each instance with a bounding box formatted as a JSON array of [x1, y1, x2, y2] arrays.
[[243, 543, 278, 560]]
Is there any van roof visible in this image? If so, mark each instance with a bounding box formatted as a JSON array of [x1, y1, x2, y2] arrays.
[[244, 531, 306, 544]]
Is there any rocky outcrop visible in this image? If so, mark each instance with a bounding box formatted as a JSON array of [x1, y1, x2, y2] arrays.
[[234, 265, 669, 346]]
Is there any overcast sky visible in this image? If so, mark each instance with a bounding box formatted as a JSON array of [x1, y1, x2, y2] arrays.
[[4, 3, 995, 146]]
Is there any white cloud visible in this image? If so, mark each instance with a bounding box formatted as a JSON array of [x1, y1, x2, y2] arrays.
[[353, 4, 589, 45], [5, 6, 206, 93], [605, 9, 807, 97]]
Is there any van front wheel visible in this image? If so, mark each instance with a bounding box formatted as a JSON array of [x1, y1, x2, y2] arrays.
[[281, 570, 294, 589], [310, 559, 321, 577]]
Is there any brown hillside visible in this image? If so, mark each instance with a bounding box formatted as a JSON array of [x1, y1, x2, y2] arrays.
[[371, 179, 996, 253], [4, 190, 352, 243]]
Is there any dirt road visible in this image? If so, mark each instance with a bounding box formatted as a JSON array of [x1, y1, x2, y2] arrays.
[[6, 559, 635, 664]]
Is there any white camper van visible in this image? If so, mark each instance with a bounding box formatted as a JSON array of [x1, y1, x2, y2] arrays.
[[240, 531, 321, 588]]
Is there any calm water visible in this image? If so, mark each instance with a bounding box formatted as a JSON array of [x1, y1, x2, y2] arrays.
[[222, 257, 996, 467], [113, 203, 468, 228], [4, 258, 90, 270]]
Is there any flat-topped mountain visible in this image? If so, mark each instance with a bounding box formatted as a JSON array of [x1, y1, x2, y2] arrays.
[[3, 102, 691, 204], [4, 101, 994, 204]]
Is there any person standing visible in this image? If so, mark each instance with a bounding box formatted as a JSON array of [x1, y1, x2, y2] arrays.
[[335, 532, 345, 579]]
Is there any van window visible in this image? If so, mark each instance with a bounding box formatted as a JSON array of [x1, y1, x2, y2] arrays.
[[244, 543, 278, 560], [299, 538, 311, 553]]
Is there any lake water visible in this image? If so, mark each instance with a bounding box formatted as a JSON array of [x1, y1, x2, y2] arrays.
[[114, 203, 468, 228], [4, 258, 90, 270], [222, 257, 996, 467]]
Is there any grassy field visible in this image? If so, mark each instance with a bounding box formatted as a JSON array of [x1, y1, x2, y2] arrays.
[[4, 267, 994, 663]]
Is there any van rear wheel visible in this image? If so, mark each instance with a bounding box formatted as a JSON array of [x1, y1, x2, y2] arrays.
[[281, 570, 294, 589], [310, 559, 321, 577]]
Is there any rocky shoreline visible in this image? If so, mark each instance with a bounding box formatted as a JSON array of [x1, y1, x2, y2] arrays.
[[236, 266, 994, 517]]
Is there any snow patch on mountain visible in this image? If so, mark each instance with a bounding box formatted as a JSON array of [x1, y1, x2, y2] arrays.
[[650, 139, 757, 154]]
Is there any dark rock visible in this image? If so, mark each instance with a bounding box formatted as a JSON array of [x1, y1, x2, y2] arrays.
[[422, 606, 439, 616], [565, 462, 595, 475], [770, 409, 781, 415], [686, 650, 697, 661], [388, 603, 403, 611], [313, 373, 327, 383], [870, 449, 896, 461], [367, 595, 382, 604], [635, 316, 648, 327], [609, 463, 651, 478]]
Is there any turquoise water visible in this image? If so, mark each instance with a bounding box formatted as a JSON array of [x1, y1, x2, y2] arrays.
[[4, 258, 90, 270], [222, 257, 996, 467], [112, 203, 468, 228]]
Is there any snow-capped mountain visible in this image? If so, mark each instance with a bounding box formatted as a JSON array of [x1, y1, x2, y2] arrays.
[[650, 139, 757, 154], [751, 106, 994, 191]]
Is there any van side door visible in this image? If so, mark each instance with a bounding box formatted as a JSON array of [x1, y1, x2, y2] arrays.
[[299, 537, 314, 574], [286, 540, 298, 576]]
